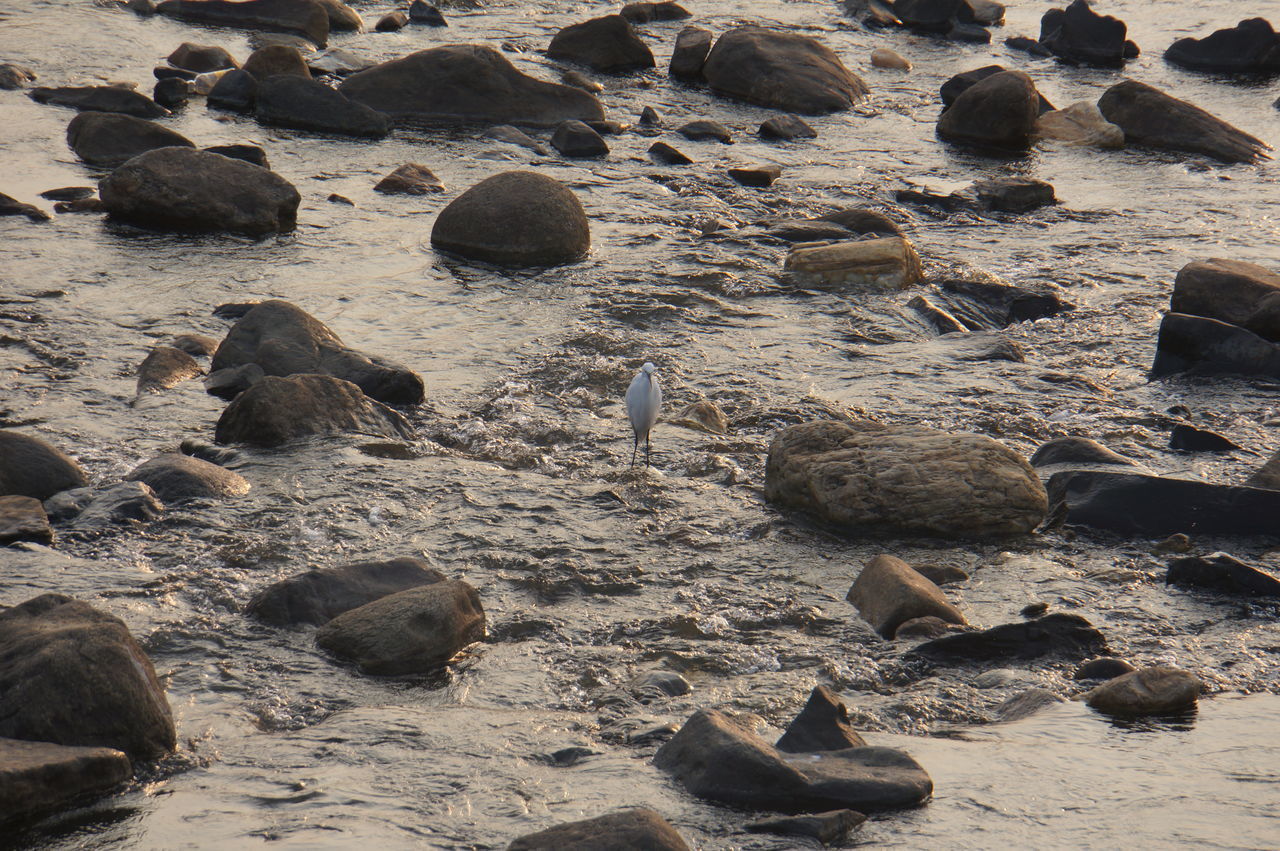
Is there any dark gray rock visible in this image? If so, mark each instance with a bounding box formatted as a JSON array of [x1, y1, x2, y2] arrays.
[[409, 1, 447, 25], [207, 69, 258, 112], [1098, 79, 1270, 164], [0, 495, 53, 546], [759, 114, 817, 140], [255, 75, 388, 138], [1167, 552, 1280, 598], [507, 808, 691, 851], [670, 25, 712, 81], [1151, 312, 1280, 379], [215, 374, 414, 447], [45, 483, 164, 529], [970, 177, 1056, 213], [0, 63, 36, 90], [703, 26, 868, 114], [846, 554, 966, 638], [913, 613, 1108, 664], [1165, 18, 1280, 74], [30, 86, 169, 118], [0, 431, 88, 501], [0, 192, 50, 222], [620, 2, 690, 24], [940, 65, 1054, 115], [125, 454, 249, 501], [648, 141, 692, 164], [247, 556, 447, 626], [1246, 450, 1280, 490], [1170, 259, 1280, 343], [153, 77, 191, 109], [374, 163, 443, 195], [0, 738, 132, 825], [937, 70, 1040, 150], [1030, 436, 1135, 468], [933, 279, 1072, 330], [548, 15, 654, 74], [204, 143, 269, 168], [39, 186, 94, 202], [375, 10, 407, 31], [1083, 666, 1201, 715], [630, 670, 691, 700], [1005, 35, 1054, 57], [167, 42, 237, 73], [204, 363, 265, 399], [1038, 0, 1130, 67], [895, 0, 962, 33], [677, 119, 731, 142], [1169, 424, 1240, 452], [135, 345, 202, 394], [155, 0, 330, 47], [775, 686, 867, 752], [639, 106, 661, 125], [1073, 657, 1136, 680], [745, 810, 866, 844], [242, 44, 312, 79], [728, 165, 781, 188], [551, 120, 609, 157], [66, 111, 194, 168]]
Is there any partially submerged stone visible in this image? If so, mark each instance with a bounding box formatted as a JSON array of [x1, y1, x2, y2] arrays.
[[125, 454, 250, 501], [255, 75, 389, 138], [775, 685, 868, 752], [1164, 18, 1280, 74], [784, 237, 923, 290], [702, 26, 868, 114], [155, 0, 331, 47], [30, 86, 168, 118], [1166, 553, 1280, 598], [374, 163, 444, 195], [215, 374, 415, 447], [547, 15, 655, 74], [670, 26, 712, 81], [508, 808, 691, 851], [0, 430, 88, 500], [247, 556, 447, 626], [847, 554, 966, 638], [1169, 259, 1280, 343], [937, 70, 1040, 151], [1151, 313, 1280, 379], [0, 738, 132, 825], [745, 810, 866, 844], [1082, 666, 1201, 715], [0, 495, 53, 546], [913, 613, 1108, 664], [67, 111, 194, 168], [1098, 79, 1270, 164], [1034, 101, 1124, 148], [136, 345, 202, 394]]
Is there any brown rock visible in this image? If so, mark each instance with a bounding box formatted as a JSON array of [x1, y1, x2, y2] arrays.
[[0, 495, 53, 546], [847, 554, 967, 638], [1082, 666, 1201, 715], [374, 163, 444, 195]]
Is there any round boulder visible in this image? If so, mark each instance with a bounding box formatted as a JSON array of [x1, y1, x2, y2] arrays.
[[1082, 666, 1201, 715], [0, 430, 88, 500], [937, 69, 1040, 150], [702, 26, 868, 114], [125, 453, 250, 501]]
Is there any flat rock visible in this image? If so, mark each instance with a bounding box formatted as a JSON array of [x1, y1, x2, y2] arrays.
[[551, 120, 609, 157], [308, 47, 375, 76], [1030, 436, 1135, 468], [969, 177, 1056, 213], [1169, 424, 1240, 452], [0, 738, 132, 825], [776, 685, 868, 752], [1166, 552, 1280, 598], [204, 144, 268, 168], [248, 555, 448, 626], [784, 237, 923, 291], [728, 165, 780, 187], [548, 15, 655, 74], [375, 163, 443, 195], [937, 69, 1040, 151], [507, 808, 691, 851], [30, 86, 168, 118], [913, 613, 1108, 663], [678, 119, 732, 142], [125, 453, 249, 501], [745, 810, 866, 844], [847, 554, 966, 638], [155, 0, 330, 47], [1082, 666, 1201, 715], [1164, 17, 1280, 74], [703, 26, 868, 114], [1073, 657, 1136, 680], [670, 25, 712, 81], [215, 374, 414, 447], [1038, 0, 1130, 67], [136, 345, 202, 394], [620, 2, 690, 24], [67, 111, 194, 168], [1098, 79, 1270, 164], [1170, 259, 1280, 343], [1151, 312, 1280, 378], [932, 279, 1071, 329], [0, 430, 88, 501], [0, 495, 53, 546], [255, 75, 388, 137]]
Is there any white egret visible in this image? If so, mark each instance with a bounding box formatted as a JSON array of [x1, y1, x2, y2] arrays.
[[626, 362, 662, 467]]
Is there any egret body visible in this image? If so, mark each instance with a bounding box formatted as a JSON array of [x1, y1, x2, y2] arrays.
[[626, 362, 662, 467]]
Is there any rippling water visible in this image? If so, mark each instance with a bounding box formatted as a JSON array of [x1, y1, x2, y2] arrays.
[[3, 0, 1280, 846]]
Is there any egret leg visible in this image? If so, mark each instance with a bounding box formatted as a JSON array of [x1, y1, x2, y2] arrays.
[[631, 433, 639, 467], [645, 432, 651, 467]]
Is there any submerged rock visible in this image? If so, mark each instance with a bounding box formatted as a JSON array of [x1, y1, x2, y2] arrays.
[[155, 0, 331, 47], [0, 495, 53, 546], [125, 454, 249, 501], [1082, 666, 1201, 715], [135, 345, 202, 394], [775, 685, 868, 752], [931, 279, 1071, 330], [409, 1, 447, 26], [1170, 259, 1280, 343], [548, 15, 655, 74], [0, 738, 132, 825], [30, 86, 168, 118], [1166, 553, 1280, 598], [1029, 436, 1136, 469], [508, 808, 691, 851], [913, 613, 1108, 663], [1164, 18, 1280, 74], [47, 482, 165, 530], [0, 63, 37, 90], [846, 554, 966, 638], [248, 556, 447, 626], [937, 70, 1040, 151], [969, 177, 1056, 213], [745, 810, 866, 844], [702, 26, 868, 114], [1098, 80, 1270, 164], [784, 237, 923, 291], [215, 374, 414, 447], [670, 25, 713, 81], [67, 111, 194, 168], [0, 430, 88, 501], [255, 75, 389, 138], [1034, 101, 1125, 148], [1038, 0, 1131, 67], [1151, 313, 1280, 379]]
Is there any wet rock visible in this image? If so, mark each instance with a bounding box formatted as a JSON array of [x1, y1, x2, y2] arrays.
[[1169, 424, 1240, 453], [969, 177, 1056, 213], [179, 439, 240, 466], [204, 143, 269, 168], [767, 420, 1046, 538], [340, 45, 604, 127], [1034, 101, 1124, 148], [759, 114, 817, 141], [0, 63, 36, 90], [1046, 469, 1280, 537], [155, 0, 330, 48], [996, 688, 1064, 721], [551, 120, 609, 157], [39, 186, 94, 202], [0, 594, 176, 760], [315, 579, 485, 675], [100, 147, 298, 236], [409, 1, 446, 26], [1098, 80, 1270, 164], [46, 482, 164, 528], [0, 192, 50, 222], [947, 21, 990, 43], [192, 68, 236, 95], [1038, 0, 1130, 67], [154, 65, 197, 81], [153, 77, 191, 109], [914, 613, 1108, 664], [728, 165, 781, 188], [508, 808, 692, 851], [314, 0, 361, 31], [776, 685, 867, 752], [669, 400, 728, 434], [0, 738, 132, 824], [704, 27, 868, 114], [483, 125, 549, 155], [961, 0, 1004, 25], [431, 171, 590, 267], [912, 564, 969, 585], [940, 65, 1054, 115], [307, 48, 374, 77], [207, 69, 258, 112], [54, 198, 105, 214], [1005, 35, 1053, 56], [375, 11, 407, 31], [934, 279, 1071, 329], [66, 111, 193, 168], [620, 2, 690, 24], [0, 430, 88, 501], [168, 42, 237, 73], [30, 85, 169, 118], [374, 163, 443, 195], [1151, 312, 1280, 379], [215, 374, 414, 447], [255, 75, 388, 138], [560, 70, 603, 94], [0, 495, 53, 546], [894, 616, 953, 639], [1152, 533, 1193, 555], [1020, 602, 1050, 619], [204, 365, 263, 400], [670, 25, 712, 81], [548, 15, 655, 74], [243, 44, 311, 79], [630, 670, 692, 699], [1170, 259, 1280, 343], [1030, 436, 1135, 469], [639, 106, 661, 125], [1082, 666, 1201, 715], [785, 237, 922, 291], [1246, 451, 1280, 490], [1165, 18, 1280, 74], [745, 810, 866, 844], [847, 554, 966, 638], [676, 119, 731, 143], [125, 454, 249, 501], [937, 70, 1040, 151], [135, 345, 202, 394], [894, 0, 962, 34], [1074, 657, 1136, 680], [871, 48, 911, 70], [942, 331, 1024, 363], [1166, 552, 1280, 598], [654, 708, 932, 812], [649, 141, 692, 164], [248, 556, 447, 626]]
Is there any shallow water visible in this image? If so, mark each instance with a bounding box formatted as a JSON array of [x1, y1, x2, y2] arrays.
[[3, 0, 1280, 846]]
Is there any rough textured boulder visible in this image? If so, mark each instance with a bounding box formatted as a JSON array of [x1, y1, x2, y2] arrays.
[[846, 554, 966, 638], [168, 42, 237, 73], [0, 595, 176, 760], [99, 147, 299, 236], [247, 556, 447, 626], [670, 26, 713, 81], [1151, 313, 1280, 378], [315, 579, 485, 675], [1082, 667, 1201, 715], [1170, 259, 1280, 343], [937, 70, 1039, 150], [1165, 18, 1280, 74], [155, 0, 330, 47], [212, 301, 424, 405], [0, 495, 53, 546], [374, 163, 443, 195], [30, 86, 168, 118], [215, 374, 414, 447], [1034, 101, 1124, 148], [702, 27, 868, 114], [0, 738, 132, 824], [207, 69, 258, 112], [242, 44, 312, 79], [784, 237, 922, 290], [1098, 80, 1270, 164], [136, 345, 202, 394], [775, 686, 867, 752], [125, 454, 249, 501], [507, 809, 691, 851], [0, 431, 88, 500], [339, 46, 604, 127], [1167, 553, 1280, 598], [654, 709, 932, 812], [548, 15, 655, 74], [766, 420, 1046, 538], [1029, 436, 1135, 468], [255, 75, 389, 138], [431, 171, 590, 267], [66, 111, 193, 167], [913, 613, 1108, 663], [1038, 0, 1130, 67]]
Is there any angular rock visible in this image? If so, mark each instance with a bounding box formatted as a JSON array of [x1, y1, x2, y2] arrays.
[[431, 171, 590, 267], [66, 111, 194, 168], [759, 114, 817, 140], [0, 738, 132, 824], [340, 46, 604, 127], [846, 554, 966, 639], [937, 70, 1040, 150], [620, 2, 690, 24], [670, 25, 712, 81], [0, 595, 176, 760], [1169, 424, 1240, 452], [871, 48, 911, 70], [255, 75, 388, 138], [155, 0, 330, 47], [30, 86, 168, 118], [548, 15, 655, 74], [775, 685, 867, 752], [0, 430, 88, 501], [1151, 312, 1280, 378], [1165, 18, 1280, 74], [1098, 79, 1270, 164], [167, 42, 237, 73], [784, 237, 923, 291], [0, 192, 50, 222], [0, 495, 53, 546], [215, 374, 414, 446], [242, 43, 312, 79], [728, 165, 781, 188], [374, 163, 443, 195], [136, 345, 202, 394], [969, 177, 1056, 213], [100, 147, 299, 236], [648, 141, 692, 164], [745, 810, 866, 844], [409, 1, 447, 26], [508, 808, 691, 851], [1170, 259, 1280, 343], [1246, 450, 1280, 490], [125, 453, 249, 501], [315, 579, 485, 674], [677, 119, 732, 143], [1029, 436, 1135, 468], [204, 143, 269, 168], [1073, 657, 1136, 680], [1167, 552, 1280, 598], [307, 48, 375, 77], [703, 27, 868, 114], [551, 120, 609, 157], [914, 613, 1108, 663], [1039, 0, 1130, 67], [375, 11, 407, 31], [933, 279, 1071, 329], [207, 69, 258, 112], [247, 556, 447, 626], [639, 105, 661, 126], [1082, 666, 1201, 715], [1034, 101, 1124, 148], [46, 482, 164, 529]]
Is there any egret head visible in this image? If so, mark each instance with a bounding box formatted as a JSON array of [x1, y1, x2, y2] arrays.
[[641, 362, 657, 375]]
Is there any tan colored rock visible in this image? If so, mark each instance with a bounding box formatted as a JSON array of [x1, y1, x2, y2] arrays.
[[784, 237, 922, 291], [1246, 450, 1280, 490], [0, 738, 132, 822], [671, 400, 728, 434], [870, 48, 910, 70], [847, 554, 966, 638], [1034, 101, 1124, 148], [1082, 666, 1201, 715], [0, 495, 53, 545]]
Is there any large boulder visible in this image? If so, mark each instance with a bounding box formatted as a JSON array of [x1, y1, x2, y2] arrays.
[[1150, 312, 1280, 378], [155, 0, 330, 47], [214, 374, 414, 447], [1170, 259, 1280, 343], [1097, 79, 1270, 164], [702, 26, 868, 114], [1166, 553, 1280, 598], [846, 554, 966, 638], [315, 580, 485, 675], [775, 686, 867, 753], [125, 453, 250, 501], [66, 111, 193, 168], [339, 45, 604, 128], [507, 809, 691, 851], [765, 420, 1046, 538], [0, 738, 132, 825], [784, 237, 923, 291], [1165, 18, 1280, 74], [0, 431, 88, 500], [670, 26, 713, 81], [99, 147, 299, 236], [1038, 0, 1131, 67], [0, 595, 176, 760], [913, 613, 1108, 663], [431, 171, 590, 267], [547, 15, 655, 74], [937, 70, 1040, 150], [247, 556, 447, 626], [255, 75, 389, 138], [1082, 667, 1201, 715], [30, 86, 168, 118], [211, 300, 424, 404]]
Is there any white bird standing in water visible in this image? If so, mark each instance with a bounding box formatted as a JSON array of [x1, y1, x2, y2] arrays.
[[626, 362, 662, 467]]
